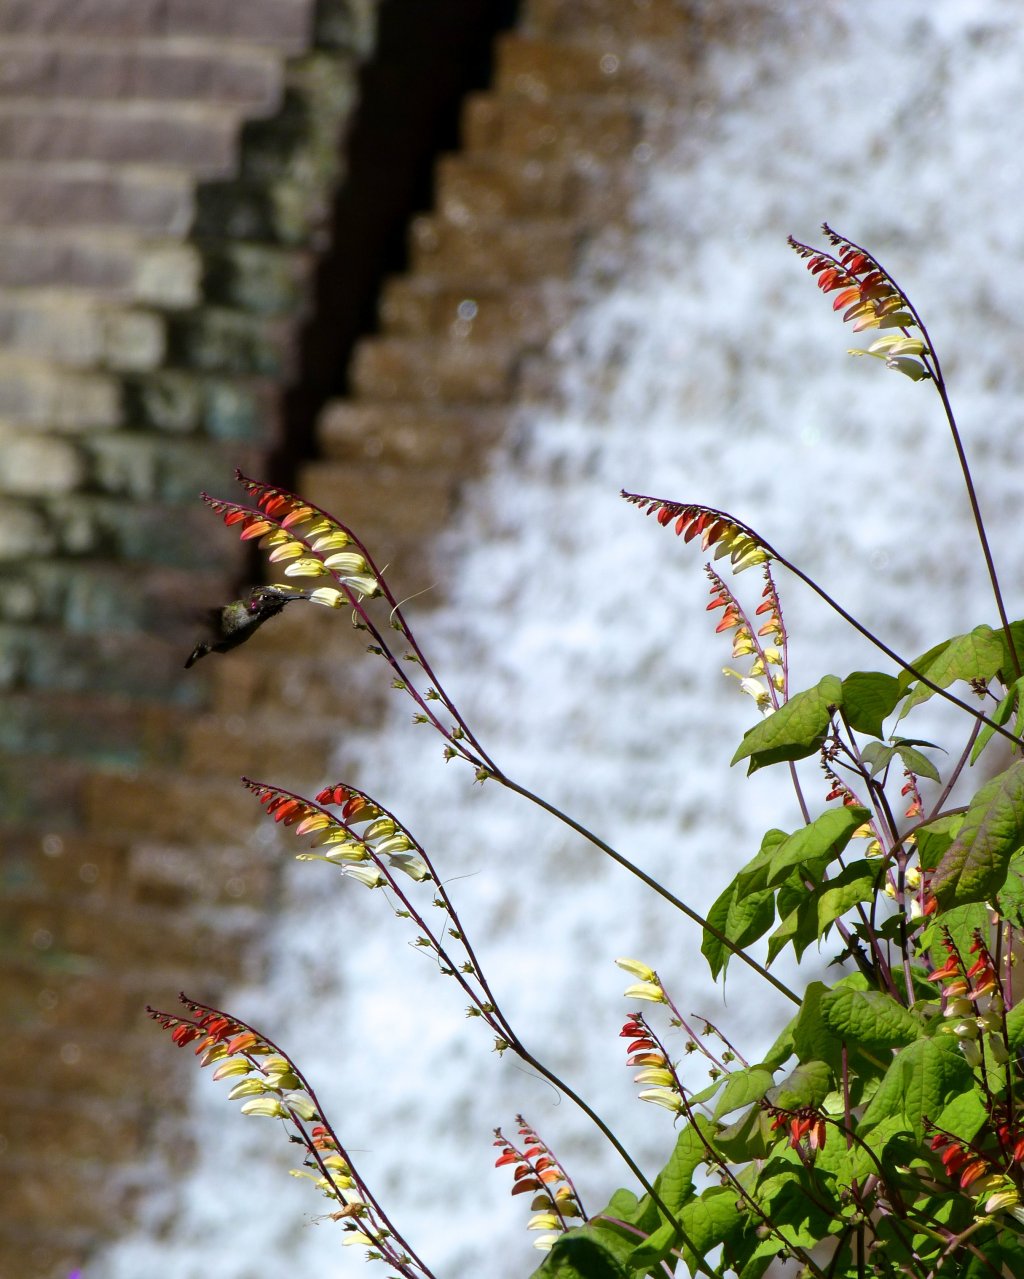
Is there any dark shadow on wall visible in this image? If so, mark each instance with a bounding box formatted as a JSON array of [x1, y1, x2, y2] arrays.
[[279, 0, 521, 479]]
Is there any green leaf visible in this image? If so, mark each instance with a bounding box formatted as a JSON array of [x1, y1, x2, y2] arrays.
[[766, 875, 827, 965], [791, 982, 845, 1071], [916, 812, 964, 871], [930, 760, 1024, 907], [896, 625, 1003, 718], [819, 988, 922, 1051], [841, 671, 901, 738], [764, 1059, 833, 1109], [970, 676, 1023, 765], [656, 1117, 715, 1211], [713, 1065, 776, 1119], [766, 806, 870, 887], [815, 860, 878, 938], [1004, 1000, 1024, 1053], [733, 828, 788, 897], [860, 738, 942, 783], [621, 1220, 680, 1277], [675, 1185, 746, 1257], [532, 1229, 632, 1279], [859, 1036, 974, 1143], [702, 878, 776, 981], [732, 675, 843, 773]]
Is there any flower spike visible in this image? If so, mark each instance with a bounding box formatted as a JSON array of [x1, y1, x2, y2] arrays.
[[493, 1117, 585, 1251], [147, 996, 435, 1277], [788, 226, 931, 381], [619, 492, 770, 573]]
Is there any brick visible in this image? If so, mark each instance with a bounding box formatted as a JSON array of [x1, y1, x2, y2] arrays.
[[37, 493, 246, 566], [525, 0, 701, 44], [0, 355, 120, 430], [495, 32, 638, 99], [410, 214, 580, 285], [0, 623, 207, 703], [182, 712, 343, 782], [0, 165, 195, 235], [79, 769, 253, 843], [0, 428, 86, 496], [318, 400, 506, 467], [1, 830, 127, 901], [125, 838, 279, 910], [82, 432, 265, 502], [462, 92, 642, 162], [3, 1090, 142, 1161], [122, 370, 281, 443], [166, 308, 298, 377], [0, 41, 283, 111], [0, 230, 200, 304], [164, 0, 314, 48], [0, 1226, 87, 1279], [351, 335, 518, 403], [202, 243, 315, 316], [0, 0, 314, 50], [436, 153, 576, 221], [0, 692, 187, 768], [379, 277, 578, 345], [0, 499, 56, 561], [0, 293, 165, 371], [297, 459, 458, 560], [0, 103, 241, 177]]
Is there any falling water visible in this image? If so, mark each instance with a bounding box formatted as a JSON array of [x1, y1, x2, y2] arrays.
[[99, 3, 1024, 1276]]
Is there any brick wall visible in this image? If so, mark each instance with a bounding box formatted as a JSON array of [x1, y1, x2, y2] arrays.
[[0, 1, 701, 1275]]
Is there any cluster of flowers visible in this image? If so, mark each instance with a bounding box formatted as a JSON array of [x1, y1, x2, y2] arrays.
[[493, 1118, 585, 1251]]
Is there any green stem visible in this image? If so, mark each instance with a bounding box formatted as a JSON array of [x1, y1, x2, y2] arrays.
[[494, 771, 802, 1007]]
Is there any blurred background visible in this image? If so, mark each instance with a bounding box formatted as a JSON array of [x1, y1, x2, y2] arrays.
[[3, 2, 1024, 1277]]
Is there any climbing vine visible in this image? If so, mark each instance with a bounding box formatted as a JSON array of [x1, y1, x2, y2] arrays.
[[151, 229, 1024, 1278]]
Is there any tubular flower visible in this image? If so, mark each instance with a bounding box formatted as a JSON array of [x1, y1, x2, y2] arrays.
[[494, 1117, 584, 1251], [788, 225, 931, 381], [148, 996, 429, 1274], [705, 565, 787, 713], [201, 471, 380, 604], [767, 1106, 827, 1153], [620, 1014, 684, 1115], [243, 777, 431, 885], [620, 492, 769, 573]]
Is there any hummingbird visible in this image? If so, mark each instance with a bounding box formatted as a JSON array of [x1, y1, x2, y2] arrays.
[[184, 586, 310, 668]]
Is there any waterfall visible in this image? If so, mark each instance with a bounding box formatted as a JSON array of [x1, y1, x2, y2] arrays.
[[99, 4, 1024, 1276]]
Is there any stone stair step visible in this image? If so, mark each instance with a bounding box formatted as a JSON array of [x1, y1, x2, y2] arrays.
[[435, 151, 624, 223], [318, 400, 507, 466], [0, 228, 202, 305], [81, 431, 267, 502], [165, 306, 300, 377], [378, 276, 577, 344], [297, 457, 462, 598], [0, 557, 234, 641], [0, 0, 315, 50], [0, 161, 195, 235], [0, 288, 166, 370], [0, 622, 211, 703], [0, 352, 121, 430], [0, 101, 243, 178], [494, 30, 641, 99], [409, 212, 581, 284], [350, 334, 520, 403], [525, 0, 699, 44], [462, 91, 643, 163], [0, 692, 188, 769], [0, 37, 284, 110], [24, 492, 249, 566], [123, 369, 283, 441]]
